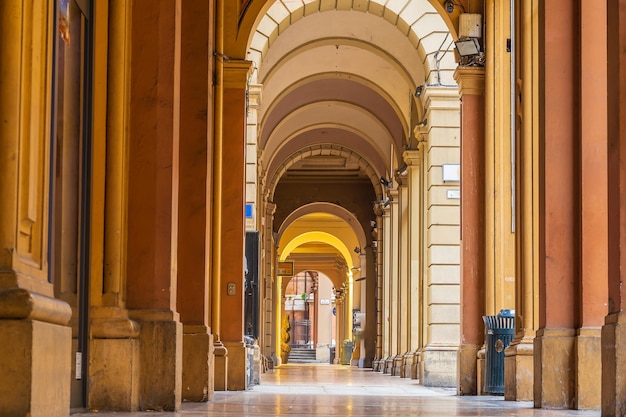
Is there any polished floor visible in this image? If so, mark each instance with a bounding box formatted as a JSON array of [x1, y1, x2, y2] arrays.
[[73, 364, 600, 417]]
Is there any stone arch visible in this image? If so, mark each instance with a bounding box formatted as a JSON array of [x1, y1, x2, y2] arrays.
[[265, 144, 386, 203], [245, 0, 457, 89], [259, 72, 411, 151], [278, 202, 368, 251], [229, 0, 458, 73], [279, 231, 354, 269]]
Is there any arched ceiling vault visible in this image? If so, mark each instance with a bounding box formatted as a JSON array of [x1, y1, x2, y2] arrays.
[[247, 2, 458, 192], [266, 144, 385, 202], [230, 0, 473, 62], [264, 129, 387, 191], [259, 76, 406, 152], [278, 203, 368, 249], [279, 231, 355, 270], [262, 101, 393, 169], [239, 0, 458, 262]]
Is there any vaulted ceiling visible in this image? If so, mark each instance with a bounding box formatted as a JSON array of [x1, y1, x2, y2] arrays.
[[247, 0, 456, 267]]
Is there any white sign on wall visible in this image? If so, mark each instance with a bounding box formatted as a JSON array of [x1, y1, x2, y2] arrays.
[[442, 164, 460, 182]]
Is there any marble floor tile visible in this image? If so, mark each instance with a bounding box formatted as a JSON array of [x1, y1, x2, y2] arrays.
[[72, 364, 599, 417]]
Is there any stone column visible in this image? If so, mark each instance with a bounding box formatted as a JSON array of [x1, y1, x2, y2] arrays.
[[0, 6, 72, 417], [603, 1, 626, 415], [177, 0, 214, 402], [125, 0, 183, 410], [373, 210, 384, 371], [344, 270, 353, 360], [263, 202, 277, 358], [403, 150, 422, 379], [534, 0, 580, 409], [396, 174, 410, 377], [90, 0, 141, 411], [381, 203, 393, 373], [417, 86, 461, 387], [216, 59, 252, 390], [360, 249, 376, 368], [388, 188, 401, 375], [336, 295, 345, 359], [575, 0, 607, 410], [504, 0, 538, 402], [454, 67, 486, 396]]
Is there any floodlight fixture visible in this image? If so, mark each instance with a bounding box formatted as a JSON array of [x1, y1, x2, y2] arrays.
[[455, 38, 481, 57]]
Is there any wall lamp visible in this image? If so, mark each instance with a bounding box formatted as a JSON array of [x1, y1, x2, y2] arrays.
[[444, 0, 455, 13], [444, 0, 466, 14]]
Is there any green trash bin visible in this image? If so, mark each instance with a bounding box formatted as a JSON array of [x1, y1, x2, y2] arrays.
[[340, 340, 354, 365], [482, 309, 515, 394]]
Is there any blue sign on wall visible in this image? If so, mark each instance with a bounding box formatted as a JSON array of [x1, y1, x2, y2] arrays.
[[245, 204, 253, 218]]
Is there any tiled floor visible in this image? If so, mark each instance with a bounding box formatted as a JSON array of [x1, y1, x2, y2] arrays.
[[73, 364, 600, 416]]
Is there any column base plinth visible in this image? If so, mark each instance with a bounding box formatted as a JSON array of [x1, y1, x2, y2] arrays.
[[182, 326, 214, 401], [503, 337, 533, 401], [602, 312, 626, 416], [534, 328, 576, 409]]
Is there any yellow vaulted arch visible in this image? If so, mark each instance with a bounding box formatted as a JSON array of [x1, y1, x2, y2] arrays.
[[279, 231, 355, 270]]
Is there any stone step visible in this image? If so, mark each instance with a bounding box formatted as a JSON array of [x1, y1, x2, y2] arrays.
[[288, 348, 319, 363]]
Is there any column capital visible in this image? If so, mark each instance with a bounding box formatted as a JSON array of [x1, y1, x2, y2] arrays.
[[248, 83, 262, 108], [223, 59, 253, 89], [265, 201, 276, 216], [453, 66, 485, 96], [402, 149, 421, 167], [395, 173, 409, 187]]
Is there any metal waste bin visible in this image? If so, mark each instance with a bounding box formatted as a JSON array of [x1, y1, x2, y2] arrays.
[[482, 309, 515, 394], [329, 346, 336, 364], [340, 340, 354, 365]]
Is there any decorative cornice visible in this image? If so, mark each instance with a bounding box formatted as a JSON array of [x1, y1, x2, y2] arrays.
[[223, 60, 253, 89], [453, 66, 485, 96]]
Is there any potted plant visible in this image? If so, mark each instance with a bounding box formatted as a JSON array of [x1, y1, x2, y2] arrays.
[[280, 314, 291, 364]]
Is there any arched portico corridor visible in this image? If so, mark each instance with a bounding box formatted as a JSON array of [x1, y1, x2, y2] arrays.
[[71, 364, 598, 417], [4, 1, 626, 416]]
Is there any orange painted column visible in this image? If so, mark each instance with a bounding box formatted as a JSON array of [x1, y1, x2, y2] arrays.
[[577, 0, 608, 410], [177, 0, 214, 403], [373, 209, 384, 370], [126, 0, 182, 411], [217, 59, 252, 390], [534, 1, 580, 409], [603, 1, 626, 415], [454, 67, 486, 396], [0, 2, 72, 416]]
